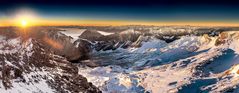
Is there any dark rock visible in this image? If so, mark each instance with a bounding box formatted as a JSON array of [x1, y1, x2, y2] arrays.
[[112, 42, 122, 50], [215, 32, 228, 46], [121, 41, 132, 49]]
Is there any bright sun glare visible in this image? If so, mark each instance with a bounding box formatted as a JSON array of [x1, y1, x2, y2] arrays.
[[21, 20, 28, 27], [14, 9, 39, 27]]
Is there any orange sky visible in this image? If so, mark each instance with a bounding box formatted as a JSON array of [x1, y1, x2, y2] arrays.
[[1, 17, 239, 27]]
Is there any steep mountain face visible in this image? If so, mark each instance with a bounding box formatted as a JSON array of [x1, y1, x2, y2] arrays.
[[44, 31, 93, 62], [79, 29, 104, 41], [0, 28, 101, 93], [22, 27, 94, 62]]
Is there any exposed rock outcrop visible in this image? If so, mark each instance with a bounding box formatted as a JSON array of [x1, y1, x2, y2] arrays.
[[0, 36, 101, 92]]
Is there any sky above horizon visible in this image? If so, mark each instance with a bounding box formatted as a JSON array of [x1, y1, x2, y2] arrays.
[[1, 0, 239, 26]]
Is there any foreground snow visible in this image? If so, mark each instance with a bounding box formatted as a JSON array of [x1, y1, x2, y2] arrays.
[[79, 31, 239, 93], [0, 71, 55, 93]]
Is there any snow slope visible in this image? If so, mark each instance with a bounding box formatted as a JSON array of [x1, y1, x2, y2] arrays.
[[97, 31, 114, 36], [79, 31, 239, 93]]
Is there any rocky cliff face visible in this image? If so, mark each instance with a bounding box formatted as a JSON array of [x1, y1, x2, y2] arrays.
[[26, 27, 93, 62], [44, 31, 82, 61], [0, 27, 101, 93]]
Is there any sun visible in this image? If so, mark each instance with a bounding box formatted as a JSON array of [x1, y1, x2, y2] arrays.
[[21, 20, 28, 27]]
